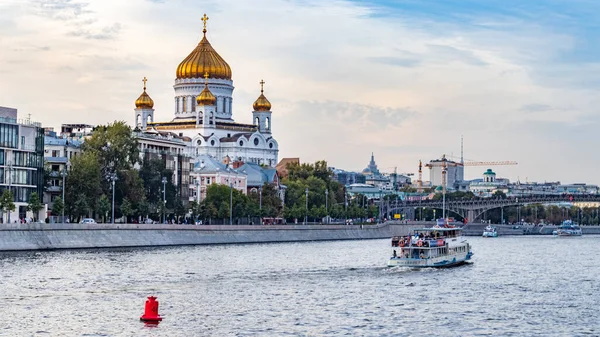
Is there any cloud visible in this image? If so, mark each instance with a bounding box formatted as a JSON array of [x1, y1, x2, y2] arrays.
[[2, 0, 600, 184]]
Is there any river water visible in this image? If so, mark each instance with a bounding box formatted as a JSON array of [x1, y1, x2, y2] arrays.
[[1, 236, 599, 336]]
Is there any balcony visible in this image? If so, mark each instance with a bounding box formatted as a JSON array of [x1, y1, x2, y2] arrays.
[[47, 185, 63, 193], [45, 157, 68, 164]]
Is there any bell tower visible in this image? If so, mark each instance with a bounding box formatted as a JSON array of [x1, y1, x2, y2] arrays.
[[134, 77, 154, 129], [252, 79, 272, 133]]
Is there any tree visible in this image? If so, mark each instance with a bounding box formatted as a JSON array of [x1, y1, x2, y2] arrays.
[[52, 197, 65, 217], [121, 198, 135, 223], [26, 192, 43, 221], [82, 121, 140, 177], [139, 158, 176, 208], [65, 151, 102, 219], [72, 194, 90, 221], [96, 195, 110, 223], [0, 190, 15, 223]]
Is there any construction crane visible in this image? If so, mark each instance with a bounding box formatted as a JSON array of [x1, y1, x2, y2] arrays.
[[444, 154, 518, 167]]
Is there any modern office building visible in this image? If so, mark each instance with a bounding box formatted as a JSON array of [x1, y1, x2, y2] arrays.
[[0, 106, 45, 222]]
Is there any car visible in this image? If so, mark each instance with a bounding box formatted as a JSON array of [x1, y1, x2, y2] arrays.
[[80, 218, 97, 224]]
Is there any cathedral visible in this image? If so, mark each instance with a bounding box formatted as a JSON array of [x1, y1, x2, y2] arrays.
[[133, 14, 279, 167]]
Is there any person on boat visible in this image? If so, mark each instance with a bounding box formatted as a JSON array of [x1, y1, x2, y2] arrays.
[[393, 250, 397, 258]]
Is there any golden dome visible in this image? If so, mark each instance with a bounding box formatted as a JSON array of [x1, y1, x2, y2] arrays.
[[196, 73, 217, 106], [176, 14, 232, 80], [135, 77, 154, 109], [253, 79, 271, 111]]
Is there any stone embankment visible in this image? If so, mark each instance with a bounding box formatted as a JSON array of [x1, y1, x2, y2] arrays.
[[0, 221, 426, 252]]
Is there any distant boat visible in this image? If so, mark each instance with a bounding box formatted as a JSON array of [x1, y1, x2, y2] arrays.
[[388, 225, 473, 268], [553, 220, 582, 236], [482, 225, 498, 237]]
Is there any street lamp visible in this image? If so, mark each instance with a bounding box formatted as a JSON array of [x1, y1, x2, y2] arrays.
[[110, 173, 118, 224], [259, 186, 262, 211], [61, 169, 67, 223], [162, 176, 167, 224], [304, 187, 308, 224], [228, 169, 233, 225], [325, 189, 329, 224]]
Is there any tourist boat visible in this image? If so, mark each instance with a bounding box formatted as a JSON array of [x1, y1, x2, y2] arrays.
[[388, 225, 473, 268], [552, 220, 582, 236], [482, 225, 498, 237]]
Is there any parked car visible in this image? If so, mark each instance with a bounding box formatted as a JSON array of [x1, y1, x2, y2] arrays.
[[80, 218, 97, 224]]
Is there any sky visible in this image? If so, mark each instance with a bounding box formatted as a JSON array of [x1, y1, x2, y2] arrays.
[[1, 0, 600, 184]]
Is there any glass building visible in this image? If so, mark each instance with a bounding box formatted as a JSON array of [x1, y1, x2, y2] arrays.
[[0, 106, 45, 223]]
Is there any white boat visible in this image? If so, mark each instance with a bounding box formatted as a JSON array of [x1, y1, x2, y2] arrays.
[[482, 225, 498, 237], [553, 220, 582, 236], [388, 226, 473, 268]]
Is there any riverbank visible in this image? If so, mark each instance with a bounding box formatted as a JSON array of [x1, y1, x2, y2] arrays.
[[0, 222, 424, 251], [461, 223, 600, 236]]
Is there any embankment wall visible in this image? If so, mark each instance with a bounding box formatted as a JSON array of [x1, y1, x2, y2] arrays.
[[0, 222, 425, 251]]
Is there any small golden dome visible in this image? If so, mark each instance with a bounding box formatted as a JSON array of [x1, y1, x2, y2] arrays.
[[253, 79, 271, 111], [176, 14, 232, 80], [196, 73, 217, 106], [135, 77, 154, 109]]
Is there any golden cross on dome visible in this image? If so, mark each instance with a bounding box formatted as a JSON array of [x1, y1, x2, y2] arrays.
[[260, 79, 265, 93], [142, 76, 147, 90], [204, 72, 209, 85], [201, 13, 209, 34]]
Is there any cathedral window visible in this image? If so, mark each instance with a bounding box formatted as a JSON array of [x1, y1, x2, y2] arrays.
[[269, 143, 273, 149], [182, 97, 187, 112], [239, 140, 243, 146], [197, 139, 202, 146], [211, 140, 215, 146], [254, 138, 259, 146]]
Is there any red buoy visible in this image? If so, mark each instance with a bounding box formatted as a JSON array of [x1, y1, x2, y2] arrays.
[[140, 296, 163, 322]]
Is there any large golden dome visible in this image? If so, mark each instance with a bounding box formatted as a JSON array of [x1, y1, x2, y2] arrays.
[[197, 73, 217, 106], [176, 14, 232, 80], [253, 79, 271, 111], [135, 77, 154, 109]]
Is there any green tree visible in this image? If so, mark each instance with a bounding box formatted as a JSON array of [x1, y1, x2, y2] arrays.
[[26, 192, 43, 221], [117, 169, 146, 218], [73, 193, 90, 221], [137, 200, 150, 221], [82, 121, 139, 176], [52, 197, 65, 217], [218, 202, 230, 220], [121, 198, 135, 223], [65, 151, 102, 220], [96, 195, 111, 223], [139, 158, 176, 208], [0, 190, 16, 223]]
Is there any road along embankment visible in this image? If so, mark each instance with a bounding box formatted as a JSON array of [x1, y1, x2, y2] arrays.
[[0, 222, 425, 251]]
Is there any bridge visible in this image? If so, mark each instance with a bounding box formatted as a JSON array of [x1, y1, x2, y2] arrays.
[[382, 194, 600, 221]]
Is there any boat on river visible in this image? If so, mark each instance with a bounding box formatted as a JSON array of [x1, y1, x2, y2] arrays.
[[388, 226, 473, 268], [552, 220, 582, 236], [482, 225, 498, 237]]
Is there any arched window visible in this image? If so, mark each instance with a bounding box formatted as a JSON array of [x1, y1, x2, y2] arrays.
[[254, 138, 259, 146], [265, 117, 270, 130], [182, 96, 187, 112]]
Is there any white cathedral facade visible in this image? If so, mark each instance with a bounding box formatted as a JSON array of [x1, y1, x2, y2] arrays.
[[133, 14, 279, 167]]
